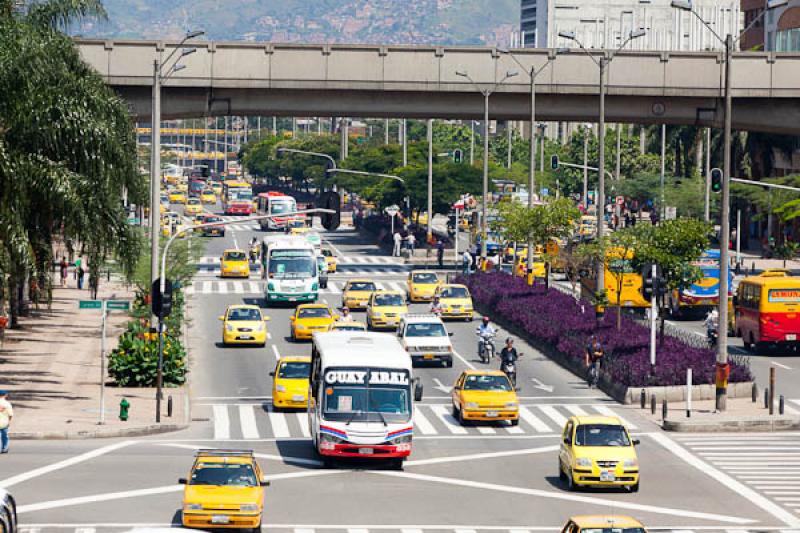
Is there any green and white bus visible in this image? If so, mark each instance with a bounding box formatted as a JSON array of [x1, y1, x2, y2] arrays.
[[262, 236, 320, 304]]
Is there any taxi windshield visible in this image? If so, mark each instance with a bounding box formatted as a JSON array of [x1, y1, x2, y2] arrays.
[[463, 374, 512, 392], [278, 362, 310, 379], [349, 282, 376, 292], [188, 199, 201, 205], [440, 287, 468, 299], [206, 216, 222, 223], [298, 307, 331, 319], [413, 273, 438, 284], [374, 294, 403, 306], [224, 251, 247, 261], [228, 308, 261, 321], [190, 463, 257, 487], [406, 323, 446, 337], [574, 424, 631, 447]]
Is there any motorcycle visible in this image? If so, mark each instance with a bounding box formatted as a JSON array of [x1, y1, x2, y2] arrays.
[[249, 244, 259, 263], [500, 353, 524, 388], [477, 333, 496, 364], [707, 327, 718, 348]]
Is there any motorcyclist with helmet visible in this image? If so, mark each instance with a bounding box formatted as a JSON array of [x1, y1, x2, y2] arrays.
[[475, 316, 496, 363]]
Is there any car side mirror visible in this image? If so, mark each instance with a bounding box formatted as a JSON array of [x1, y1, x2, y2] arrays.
[[269, 371, 275, 377], [290, 316, 295, 321], [263, 316, 271, 322], [632, 438, 640, 446], [448, 332, 454, 337], [413, 377, 423, 402], [218, 315, 224, 321], [260, 478, 270, 487], [178, 478, 187, 484], [563, 436, 571, 445]]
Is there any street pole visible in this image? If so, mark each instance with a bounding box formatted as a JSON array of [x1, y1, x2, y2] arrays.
[[540, 126, 545, 172], [470, 121, 475, 165], [155, 308, 165, 423], [385, 118, 389, 144], [149, 59, 161, 305], [272, 116, 277, 136], [650, 264, 657, 369], [100, 299, 107, 425], [660, 124, 666, 219], [583, 126, 589, 208], [736, 208, 742, 266], [705, 127, 711, 222], [716, 34, 733, 412], [482, 91, 490, 260], [615, 123, 621, 180], [223, 116, 229, 175], [527, 72, 536, 277], [507, 122, 512, 169], [597, 57, 606, 291], [402, 119, 408, 167], [427, 118, 434, 243]]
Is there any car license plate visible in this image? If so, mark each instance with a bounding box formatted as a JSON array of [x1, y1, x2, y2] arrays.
[[424, 354, 434, 360], [486, 411, 498, 417], [239, 335, 252, 340], [358, 448, 373, 455], [600, 471, 616, 482], [211, 516, 230, 524], [292, 394, 305, 402], [289, 297, 298, 302], [787, 334, 797, 341]]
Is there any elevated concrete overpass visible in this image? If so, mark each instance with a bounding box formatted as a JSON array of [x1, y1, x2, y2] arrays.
[[76, 39, 800, 134]]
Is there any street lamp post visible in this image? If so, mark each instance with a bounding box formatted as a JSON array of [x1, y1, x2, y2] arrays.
[[427, 119, 434, 243], [671, 0, 786, 411], [559, 28, 645, 292], [456, 68, 518, 261]]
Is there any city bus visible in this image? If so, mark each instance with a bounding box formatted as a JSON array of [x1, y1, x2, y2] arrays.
[[256, 192, 300, 231], [308, 331, 423, 469], [261, 236, 319, 304], [667, 249, 733, 317], [581, 247, 649, 311], [222, 180, 253, 215], [734, 270, 800, 351]]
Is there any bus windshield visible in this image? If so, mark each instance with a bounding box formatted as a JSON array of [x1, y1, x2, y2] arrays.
[[230, 188, 252, 201], [269, 251, 316, 279], [271, 200, 295, 214]]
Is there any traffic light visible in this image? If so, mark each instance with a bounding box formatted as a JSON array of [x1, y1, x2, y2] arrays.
[[318, 191, 341, 231], [453, 149, 463, 163], [710, 168, 723, 194], [641, 264, 665, 302], [151, 278, 174, 318], [551, 155, 559, 170]]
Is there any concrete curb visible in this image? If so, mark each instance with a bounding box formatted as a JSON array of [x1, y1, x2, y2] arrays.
[[663, 415, 800, 432], [11, 423, 188, 440]]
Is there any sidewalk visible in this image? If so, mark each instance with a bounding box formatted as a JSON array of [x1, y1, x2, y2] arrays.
[[0, 277, 186, 439], [733, 250, 800, 275]]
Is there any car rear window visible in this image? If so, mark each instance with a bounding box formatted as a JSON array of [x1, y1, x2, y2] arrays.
[[224, 251, 246, 261]]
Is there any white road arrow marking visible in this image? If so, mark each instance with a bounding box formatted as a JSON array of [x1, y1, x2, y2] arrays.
[[433, 378, 451, 394], [530, 377, 554, 393]]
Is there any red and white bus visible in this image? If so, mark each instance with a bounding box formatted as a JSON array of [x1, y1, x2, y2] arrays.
[[256, 191, 300, 230], [222, 180, 253, 215], [735, 270, 800, 350]]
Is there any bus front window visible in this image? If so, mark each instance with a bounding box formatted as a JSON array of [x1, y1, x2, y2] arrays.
[[323, 384, 411, 423], [269, 253, 316, 279]]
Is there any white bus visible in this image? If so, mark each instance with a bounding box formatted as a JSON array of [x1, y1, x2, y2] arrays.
[[256, 192, 300, 231], [261, 237, 319, 304], [308, 331, 423, 469]]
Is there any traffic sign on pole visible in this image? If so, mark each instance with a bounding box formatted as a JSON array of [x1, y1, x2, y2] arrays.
[[384, 205, 400, 217], [106, 300, 131, 311], [79, 300, 102, 309]]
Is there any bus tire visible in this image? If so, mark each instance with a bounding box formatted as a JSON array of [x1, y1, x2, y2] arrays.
[[747, 333, 756, 352], [390, 458, 404, 471]]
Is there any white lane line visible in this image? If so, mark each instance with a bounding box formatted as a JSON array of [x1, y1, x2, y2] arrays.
[[248, 281, 261, 294], [650, 432, 800, 527], [268, 408, 291, 438], [429, 404, 467, 434], [401, 528, 424, 533], [564, 405, 588, 416], [213, 405, 231, 440], [518, 407, 552, 433], [295, 413, 310, 438], [538, 405, 567, 428], [591, 405, 639, 430], [272, 345, 281, 360], [372, 470, 757, 525], [772, 361, 793, 370], [239, 405, 260, 440], [455, 529, 476, 533], [412, 408, 437, 435], [695, 446, 800, 451], [450, 350, 475, 370], [505, 421, 525, 434], [475, 425, 496, 435], [349, 528, 369, 533], [0, 441, 133, 488], [405, 445, 558, 467], [295, 528, 315, 533]]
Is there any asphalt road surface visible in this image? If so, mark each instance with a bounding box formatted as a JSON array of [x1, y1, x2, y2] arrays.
[[4, 202, 800, 533]]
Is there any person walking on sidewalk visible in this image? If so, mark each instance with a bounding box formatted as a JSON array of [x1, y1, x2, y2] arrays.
[[437, 240, 445, 268], [76, 264, 85, 290], [407, 233, 416, 254], [0, 391, 12, 454], [393, 231, 402, 257], [59, 257, 68, 288]]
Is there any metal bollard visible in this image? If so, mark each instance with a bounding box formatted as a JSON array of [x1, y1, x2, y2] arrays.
[[640, 389, 646, 409], [764, 388, 770, 409], [167, 395, 173, 418], [752, 383, 758, 403], [662, 399, 668, 420], [780, 395, 785, 415], [651, 394, 656, 415]]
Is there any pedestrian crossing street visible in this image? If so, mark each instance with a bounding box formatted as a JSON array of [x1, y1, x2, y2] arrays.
[[17, 527, 800, 533], [674, 418, 800, 517], [205, 402, 640, 441], [186, 278, 414, 296]]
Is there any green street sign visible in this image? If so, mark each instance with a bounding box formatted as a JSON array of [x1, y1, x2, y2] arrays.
[[79, 300, 102, 309], [106, 300, 131, 311]]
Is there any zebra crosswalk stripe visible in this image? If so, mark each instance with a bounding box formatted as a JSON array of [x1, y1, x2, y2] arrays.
[[592, 404, 639, 429], [268, 408, 291, 438], [413, 408, 437, 435], [429, 404, 467, 434], [295, 412, 310, 437], [538, 405, 568, 427], [249, 281, 261, 293], [565, 405, 588, 416], [518, 406, 552, 433], [213, 405, 230, 440], [239, 404, 259, 439]]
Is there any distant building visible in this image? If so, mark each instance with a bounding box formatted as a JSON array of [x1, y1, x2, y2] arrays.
[[764, 0, 800, 51], [741, 0, 766, 50], [519, 0, 740, 52]]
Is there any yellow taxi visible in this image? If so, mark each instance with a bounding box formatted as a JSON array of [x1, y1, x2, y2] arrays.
[[159, 193, 169, 214], [289, 226, 309, 237], [320, 248, 337, 273], [514, 254, 546, 278], [201, 189, 216, 204], [560, 515, 647, 533], [193, 214, 207, 226], [185, 197, 203, 215], [290, 304, 337, 341], [451, 370, 519, 425], [407, 270, 440, 302], [327, 320, 367, 332], [435, 284, 474, 321], [220, 249, 250, 278], [179, 449, 268, 530], [176, 180, 189, 193], [341, 279, 378, 310], [559, 415, 640, 492], [219, 305, 269, 346], [169, 190, 187, 204], [270, 356, 311, 409], [210, 182, 223, 196], [366, 290, 408, 330]]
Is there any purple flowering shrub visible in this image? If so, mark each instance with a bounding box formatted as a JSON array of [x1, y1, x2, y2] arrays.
[[460, 273, 752, 388]]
